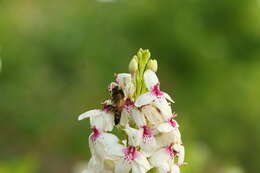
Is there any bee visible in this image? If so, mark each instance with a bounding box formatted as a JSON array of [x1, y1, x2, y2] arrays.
[[109, 84, 125, 125]]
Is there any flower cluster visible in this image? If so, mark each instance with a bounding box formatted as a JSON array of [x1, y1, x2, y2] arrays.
[[78, 49, 185, 173]]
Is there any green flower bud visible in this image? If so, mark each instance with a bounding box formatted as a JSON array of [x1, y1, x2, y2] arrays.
[[147, 59, 158, 72], [142, 50, 151, 63], [129, 56, 138, 73]]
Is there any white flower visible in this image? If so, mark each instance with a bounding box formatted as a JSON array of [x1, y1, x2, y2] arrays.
[[120, 103, 147, 127], [173, 144, 185, 166], [124, 125, 158, 157], [135, 70, 174, 107], [114, 146, 151, 173], [78, 102, 114, 132], [149, 144, 180, 173], [78, 52, 186, 173], [156, 118, 182, 146], [152, 98, 173, 121], [84, 127, 124, 173], [119, 98, 135, 126], [89, 127, 124, 161], [141, 103, 172, 127], [116, 73, 135, 98]]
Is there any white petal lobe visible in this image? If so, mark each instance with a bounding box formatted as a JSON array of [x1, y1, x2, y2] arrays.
[[135, 93, 156, 107], [144, 70, 159, 90], [78, 109, 102, 121]]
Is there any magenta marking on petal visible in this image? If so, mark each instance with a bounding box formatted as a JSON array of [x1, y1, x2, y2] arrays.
[[165, 145, 176, 158], [168, 118, 177, 128], [151, 84, 164, 97], [102, 104, 110, 112], [90, 127, 101, 142], [123, 146, 139, 161], [124, 98, 134, 111], [142, 126, 153, 143]]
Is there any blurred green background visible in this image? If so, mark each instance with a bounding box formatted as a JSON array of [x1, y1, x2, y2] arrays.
[[1, 0, 260, 173]]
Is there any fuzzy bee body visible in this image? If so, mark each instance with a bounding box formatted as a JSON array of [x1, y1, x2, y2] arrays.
[[110, 85, 125, 125]]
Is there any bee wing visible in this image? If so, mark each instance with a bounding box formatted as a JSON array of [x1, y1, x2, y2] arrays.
[[78, 109, 102, 121]]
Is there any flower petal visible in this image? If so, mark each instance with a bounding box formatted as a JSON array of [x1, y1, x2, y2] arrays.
[[153, 98, 173, 120], [116, 73, 134, 97], [144, 70, 159, 90], [131, 109, 147, 127], [83, 156, 103, 173], [163, 92, 175, 103], [116, 73, 131, 89], [92, 132, 124, 160], [116, 73, 131, 86], [173, 145, 185, 165], [115, 158, 131, 173], [90, 112, 114, 131], [140, 136, 158, 157], [156, 129, 182, 147], [124, 125, 142, 146], [133, 153, 151, 173], [157, 122, 173, 133], [141, 105, 164, 126], [170, 164, 180, 173], [135, 92, 156, 107], [78, 109, 102, 121], [149, 148, 171, 173]]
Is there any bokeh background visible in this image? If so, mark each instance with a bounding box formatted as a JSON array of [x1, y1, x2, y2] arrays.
[[1, 0, 260, 173]]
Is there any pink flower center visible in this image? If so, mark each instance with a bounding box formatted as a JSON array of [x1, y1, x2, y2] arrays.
[[165, 145, 177, 158], [123, 146, 139, 161], [168, 118, 177, 128], [102, 104, 110, 112], [151, 84, 164, 97], [124, 98, 134, 111], [90, 127, 101, 142], [142, 126, 153, 143]]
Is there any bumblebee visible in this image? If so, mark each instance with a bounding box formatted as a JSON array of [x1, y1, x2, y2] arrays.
[[109, 85, 125, 125]]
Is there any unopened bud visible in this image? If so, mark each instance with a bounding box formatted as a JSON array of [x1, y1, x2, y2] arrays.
[[147, 59, 158, 72], [142, 50, 151, 63], [129, 56, 138, 73]]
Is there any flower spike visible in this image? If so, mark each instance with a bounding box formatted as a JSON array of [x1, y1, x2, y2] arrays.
[[78, 49, 186, 173]]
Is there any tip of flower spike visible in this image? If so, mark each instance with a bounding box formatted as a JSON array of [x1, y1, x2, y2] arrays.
[[137, 48, 151, 63]]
